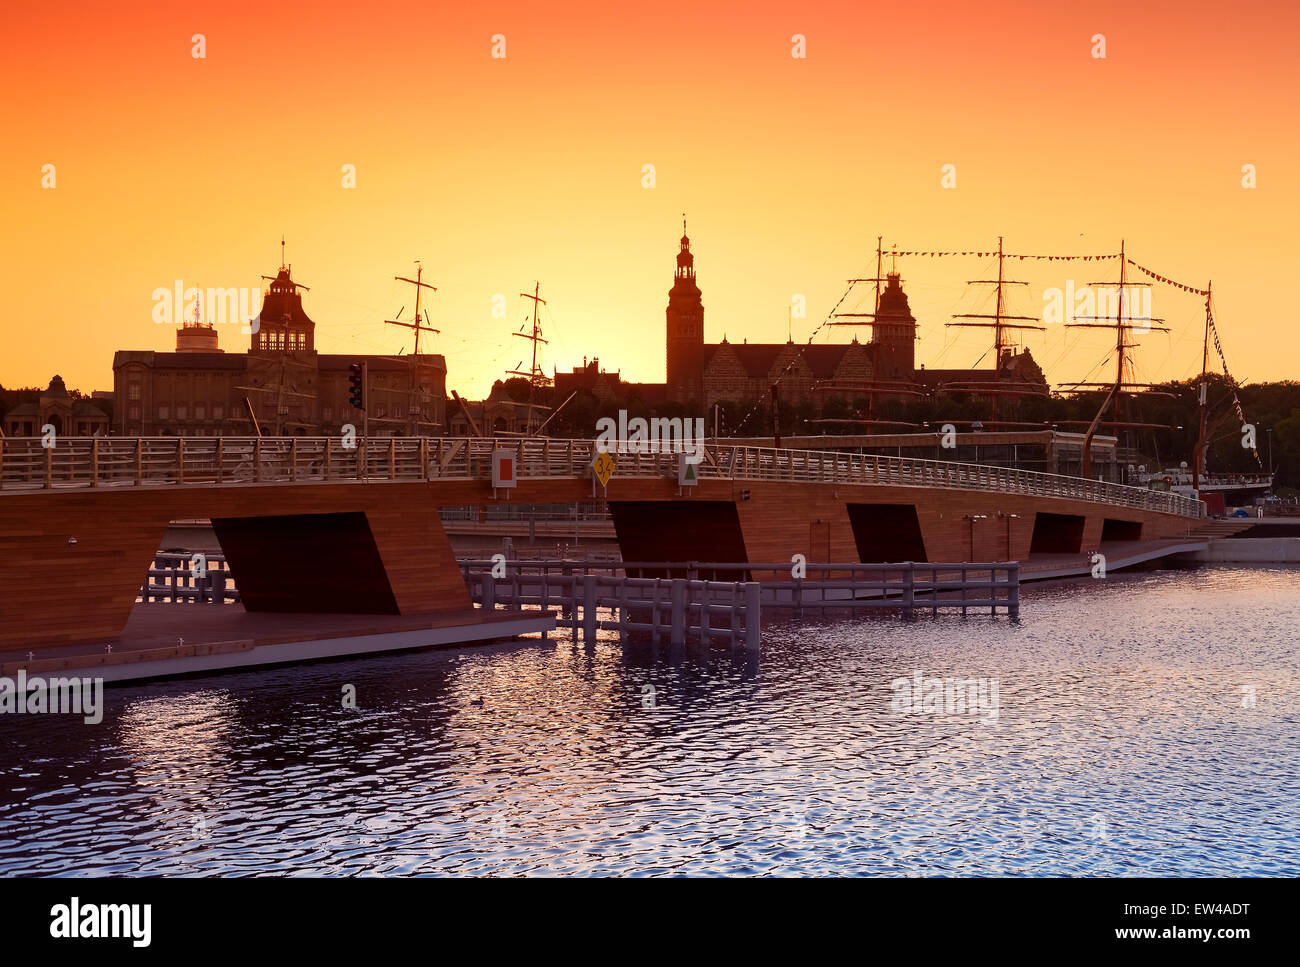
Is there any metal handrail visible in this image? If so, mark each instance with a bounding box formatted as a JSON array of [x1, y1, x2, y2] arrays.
[[0, 435, 1205, 519]]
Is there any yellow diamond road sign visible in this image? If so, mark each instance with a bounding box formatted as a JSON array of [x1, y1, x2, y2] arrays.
[[592, 449, 616, 488]]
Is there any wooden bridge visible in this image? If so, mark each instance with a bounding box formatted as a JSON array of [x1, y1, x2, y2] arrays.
[[0, 436, 1204, 652]]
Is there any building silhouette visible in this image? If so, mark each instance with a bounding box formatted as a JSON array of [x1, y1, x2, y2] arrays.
[[1, 375, 111, 437], [113, 258, 447, 436], [660, 227, 1045, 410]]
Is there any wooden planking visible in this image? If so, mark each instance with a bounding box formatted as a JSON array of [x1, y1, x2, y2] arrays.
[[0, 490, 173, 649], [1, 473, 1198, 650], [364, 493, 470, 613], [0, 482, 470, 650], [733, 487, 860, 565]]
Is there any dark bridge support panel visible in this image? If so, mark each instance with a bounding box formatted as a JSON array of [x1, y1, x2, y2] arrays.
[[212, 512, 401, 614], [1101, 518, 1143, 542], [609, 501, 747, 577], [1029, 512, 1087, 554], [846, 503, 928, 562]]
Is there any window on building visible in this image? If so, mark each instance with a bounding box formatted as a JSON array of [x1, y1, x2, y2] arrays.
[[129, 382, 141, 401], [158, 405, 169, 420], [213, 403, 224, 419], [129, 403, 140, 419], [195, 403, 206, 420], [176, 404, 188, 420]]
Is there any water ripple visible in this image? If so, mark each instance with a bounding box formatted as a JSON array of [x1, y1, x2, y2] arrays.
[[1, 565, 1298, 875]]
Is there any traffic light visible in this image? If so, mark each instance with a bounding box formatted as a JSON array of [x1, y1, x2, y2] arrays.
[[347, 363, 364, 409]]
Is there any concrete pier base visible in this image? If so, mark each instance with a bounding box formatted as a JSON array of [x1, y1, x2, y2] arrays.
[[0, 606, 555, 684], [1171, 537, 1300, 564]]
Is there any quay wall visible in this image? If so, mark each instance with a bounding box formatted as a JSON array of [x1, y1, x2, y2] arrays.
[[1172, 538, 1300, 564]]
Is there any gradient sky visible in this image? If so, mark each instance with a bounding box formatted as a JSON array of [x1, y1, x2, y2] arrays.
[[2, 0, 1297, 398]]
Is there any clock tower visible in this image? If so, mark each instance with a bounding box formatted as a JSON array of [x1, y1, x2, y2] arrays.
[[666, 220, 705, 403]]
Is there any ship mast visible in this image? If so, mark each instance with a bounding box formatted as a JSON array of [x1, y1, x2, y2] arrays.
[[946, 236, 1045, 423], [833, 237, 888, 321], [386, 262, 440, 435], [508, 282, 551, 434], [1192, 280, 1212, 492], [828, 237, 927, 421], [1065, 240, 1168, 478]]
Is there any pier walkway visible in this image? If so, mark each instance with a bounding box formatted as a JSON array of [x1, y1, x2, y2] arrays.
[[0, 436, 1203, 519]]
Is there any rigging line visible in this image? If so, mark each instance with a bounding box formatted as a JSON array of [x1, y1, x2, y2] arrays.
[[1063, 350, 1114, 392], [1049, 318, 1117, 373], [733, 279, 859, 433], [918, 283, 978, 366], [1040, 337, 1077, 378]]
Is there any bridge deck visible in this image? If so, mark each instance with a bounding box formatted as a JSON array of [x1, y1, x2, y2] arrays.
[[0, 437, 1208, 653]]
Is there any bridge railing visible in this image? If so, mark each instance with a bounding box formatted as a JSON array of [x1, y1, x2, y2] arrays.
[[0, 435, 1204, 518]]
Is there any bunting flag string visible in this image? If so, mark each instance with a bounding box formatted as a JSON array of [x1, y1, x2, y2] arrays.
[[1008, 253, 1119, 262], [1206, 303, 1262, 467], [731, 278, 860, 434], [887, 250, 1118, 261], [1125, 258, 1210, 296]]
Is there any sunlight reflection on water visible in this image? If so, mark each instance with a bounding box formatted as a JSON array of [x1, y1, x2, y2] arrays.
[[2, 565, 1297, 876]]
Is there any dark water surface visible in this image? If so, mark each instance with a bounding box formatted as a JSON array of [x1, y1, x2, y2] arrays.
[[2, 565, 1298, 876]]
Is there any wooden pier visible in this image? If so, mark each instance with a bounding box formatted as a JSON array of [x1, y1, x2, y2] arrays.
[[458, 558, 1021, 648], [131, 553, 1019, 659]]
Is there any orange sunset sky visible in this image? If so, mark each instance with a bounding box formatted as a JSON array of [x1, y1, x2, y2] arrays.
[[2, 0, 1297, 399]]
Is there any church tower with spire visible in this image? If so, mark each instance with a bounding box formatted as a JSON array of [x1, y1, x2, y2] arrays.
[[666, 219, 705, 402], [870, 271, 917, 381]]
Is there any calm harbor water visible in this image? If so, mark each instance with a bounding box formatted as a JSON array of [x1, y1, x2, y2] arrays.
[[2, 564, 1298, 876]]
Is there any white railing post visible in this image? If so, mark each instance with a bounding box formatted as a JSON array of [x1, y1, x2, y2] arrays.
[[744, 581, 761, 651], [671, 579, 686, 645]]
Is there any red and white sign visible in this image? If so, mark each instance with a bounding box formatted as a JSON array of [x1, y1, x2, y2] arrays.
[[491, 449, 517, 488]]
